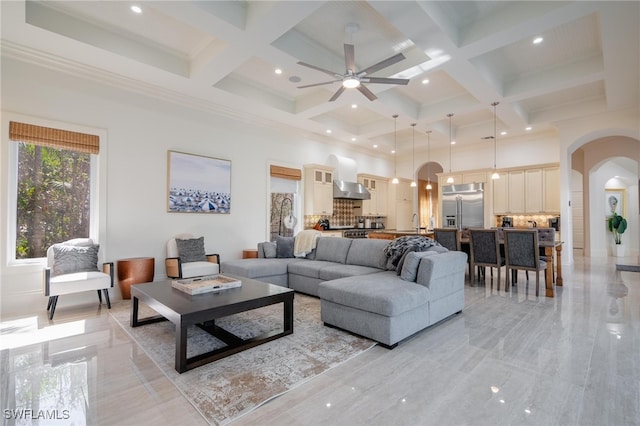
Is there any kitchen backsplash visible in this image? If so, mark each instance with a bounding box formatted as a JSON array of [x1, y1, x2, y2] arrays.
[[495, 214, 559, 228], [304, 199, 385, 228]]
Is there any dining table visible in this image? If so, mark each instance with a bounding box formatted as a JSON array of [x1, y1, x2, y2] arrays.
[[459, 237, 563, 298]]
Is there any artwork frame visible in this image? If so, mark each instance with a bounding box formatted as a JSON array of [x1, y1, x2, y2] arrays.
[[167, 150, 231, 214], [605, 188, 625, 217]]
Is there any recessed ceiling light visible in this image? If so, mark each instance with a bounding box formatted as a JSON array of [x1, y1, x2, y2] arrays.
[[501, 131, 507, 136], [351, 137, 356, 141], [274, 68, 282, 75], [288, 76, 301, 83], [373, 144, 378, 148], [391, 149, 396, 154], [451, 141, 456, 145], [326, 129, 332, 134], [525, 126, 532, 131], [533, 36, 543, 44], [130, 5, 142, 14], [351, 104, 358, 109], [422, 79, 430, 84]]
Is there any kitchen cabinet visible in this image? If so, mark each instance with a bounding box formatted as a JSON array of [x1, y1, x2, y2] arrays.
[[492, 164, 560, 215], [543, 167, 560, 212], [462, 172, 488, 184], [304, 165, 334, 215], [439, 174, 463, 186], [525, 168, 543, 213], [357, 174, 388, 216], [387, 178, 414, 231]]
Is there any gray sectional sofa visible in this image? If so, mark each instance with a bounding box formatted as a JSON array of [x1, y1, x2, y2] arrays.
[[221, 236, 467, 347]]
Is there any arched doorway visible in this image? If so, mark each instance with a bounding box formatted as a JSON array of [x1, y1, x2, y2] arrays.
[[569, 136, 639, 259], [417, 161, 443, 229]]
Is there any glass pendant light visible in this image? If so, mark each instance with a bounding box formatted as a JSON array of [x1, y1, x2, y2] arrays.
[[425, 130, 432, 190], [410, 123, 417, 187], [391, 114, 399, 184], [491, 101, 500, 180], [446, 113, 454, 184]]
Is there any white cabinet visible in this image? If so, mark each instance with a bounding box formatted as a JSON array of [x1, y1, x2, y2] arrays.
[[304, 165, 334, 215], [387, 179, 414, 230], [508, 170, 525, 214], [493, 175, 509, 214], [543, 167, 560, 213], [525, 169, 543, 213], [357, 175, 388, 216]]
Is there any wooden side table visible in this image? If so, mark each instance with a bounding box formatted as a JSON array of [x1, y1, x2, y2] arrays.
[[117, 257, 155, 299], [242, 249, 258, 259]]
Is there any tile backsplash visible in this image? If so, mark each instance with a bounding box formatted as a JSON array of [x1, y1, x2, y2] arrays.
[[304, 199, 385, 228]]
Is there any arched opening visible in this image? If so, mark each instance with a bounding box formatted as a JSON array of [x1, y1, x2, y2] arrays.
[[570, 136, 639, 259], [417, 161, 443, 230]]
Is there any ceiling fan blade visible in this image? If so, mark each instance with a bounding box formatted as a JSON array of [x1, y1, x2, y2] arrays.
[[297, 61, 339, 77], [344, 44, 355, 72], [359, 52, 406, 76], [329, 86, 346, 102], [357, 84, 377, 101], [365, 77, 410, 85], [298, 80, 340, 89]]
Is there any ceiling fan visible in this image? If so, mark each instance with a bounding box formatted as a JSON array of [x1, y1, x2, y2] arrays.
[[296, 43, 410, 101]]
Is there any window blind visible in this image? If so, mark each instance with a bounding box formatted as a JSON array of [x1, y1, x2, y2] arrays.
[[9, 121, 99, 154]]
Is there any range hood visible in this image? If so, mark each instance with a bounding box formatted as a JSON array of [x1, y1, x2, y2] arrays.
[[333, 180, 371, 200], [327, 154, 371, 200]]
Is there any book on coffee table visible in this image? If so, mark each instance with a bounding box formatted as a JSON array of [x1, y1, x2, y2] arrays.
[[171, 274, 242, 295]]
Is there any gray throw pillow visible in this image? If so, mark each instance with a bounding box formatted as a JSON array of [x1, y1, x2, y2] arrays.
[[52, 244, 99, 276], [175, 237, 207, 263], [400, 251, 437, 282], [276, 236, 294, 258], [263, 242, 277, 258]]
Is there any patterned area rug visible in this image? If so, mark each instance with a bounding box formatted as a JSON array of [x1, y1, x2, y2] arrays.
[[109, 293, 375, 425]]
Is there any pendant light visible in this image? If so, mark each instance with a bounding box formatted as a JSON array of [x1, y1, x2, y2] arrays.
[[391, 114, 399, 184], [410, 123, 417, 187], [491, 101, 500, 180], [446, 113, 454, 184], [425, 130, 432, 190]]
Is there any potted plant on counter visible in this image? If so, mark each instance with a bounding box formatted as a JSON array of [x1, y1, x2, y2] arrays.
[[608, 212, 627, 256]]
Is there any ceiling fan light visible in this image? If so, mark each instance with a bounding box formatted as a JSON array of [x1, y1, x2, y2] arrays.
[[342, 78, 360, 89]]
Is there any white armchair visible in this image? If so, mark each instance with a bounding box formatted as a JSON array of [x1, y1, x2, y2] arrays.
[[44, 238, 113, 320], [165, 233, 220, 279]]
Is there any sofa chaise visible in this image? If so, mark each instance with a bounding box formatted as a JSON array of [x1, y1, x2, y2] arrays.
[[221, 236, 467, 347]]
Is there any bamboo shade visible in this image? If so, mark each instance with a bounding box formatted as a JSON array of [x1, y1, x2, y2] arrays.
[[9, 121, 99, 154], [270, 165, 301, 181]]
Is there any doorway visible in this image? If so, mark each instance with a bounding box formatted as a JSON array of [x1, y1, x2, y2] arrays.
[[417, 161, 443, 230]]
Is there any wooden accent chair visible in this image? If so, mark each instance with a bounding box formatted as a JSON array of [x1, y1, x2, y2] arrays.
[[468, 228, 504, 286], [165, 233, 220, 279]]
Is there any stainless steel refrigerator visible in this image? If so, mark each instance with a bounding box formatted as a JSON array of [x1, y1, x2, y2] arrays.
[[442, 183, 484, 229]]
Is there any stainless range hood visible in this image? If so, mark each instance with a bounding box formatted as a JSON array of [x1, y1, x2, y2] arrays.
[[333, 180, 371, 200]]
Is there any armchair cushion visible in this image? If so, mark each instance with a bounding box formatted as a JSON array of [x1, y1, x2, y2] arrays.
[[51, 244, 99, 277], [175, 237, 207, 263]]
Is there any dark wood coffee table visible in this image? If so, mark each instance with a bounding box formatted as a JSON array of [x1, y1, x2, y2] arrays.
[[130, 276, 294, 373]]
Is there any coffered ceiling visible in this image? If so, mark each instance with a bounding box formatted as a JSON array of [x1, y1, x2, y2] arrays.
[[1, 1, 638, 156]]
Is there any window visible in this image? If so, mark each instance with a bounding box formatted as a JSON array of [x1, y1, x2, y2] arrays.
[[8, 120, 100, 261], [268, 165, 301, 242]]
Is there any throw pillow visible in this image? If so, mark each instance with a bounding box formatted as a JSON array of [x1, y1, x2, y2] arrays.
[[52, 244, 100, 276], [175, 237, 207, 263], [396, 246, 418, 275], [400, 251, 437, 282], [263, 241, 277, 258], [276, 236, 294, 258]]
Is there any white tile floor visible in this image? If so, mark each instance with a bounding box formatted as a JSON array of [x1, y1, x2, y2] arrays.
[[1, 254, 638, 425]]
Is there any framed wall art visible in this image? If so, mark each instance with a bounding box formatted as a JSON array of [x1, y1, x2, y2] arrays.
[[605, 188, 625, 217], [167, 150, 231, 214]]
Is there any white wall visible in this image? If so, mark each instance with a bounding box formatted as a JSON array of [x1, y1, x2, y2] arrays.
[[0, 58, 392, 317]]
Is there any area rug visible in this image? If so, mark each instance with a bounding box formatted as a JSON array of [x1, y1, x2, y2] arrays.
[[109, 294, 375, 425]]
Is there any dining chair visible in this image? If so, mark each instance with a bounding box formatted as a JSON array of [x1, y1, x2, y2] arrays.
[[433, 228, 460, 251], [503, 229, 547, 296], [536, 227, 556, 280], [468, 228, 504, 286]]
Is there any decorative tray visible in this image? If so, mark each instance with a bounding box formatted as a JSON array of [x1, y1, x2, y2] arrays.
[[171, 274, 241, 295]]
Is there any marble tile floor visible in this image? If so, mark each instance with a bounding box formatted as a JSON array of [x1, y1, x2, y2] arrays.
[[1, 254, 638, 425]]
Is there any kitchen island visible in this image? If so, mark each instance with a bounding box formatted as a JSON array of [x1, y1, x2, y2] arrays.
[[368, 229, 434, 240]]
